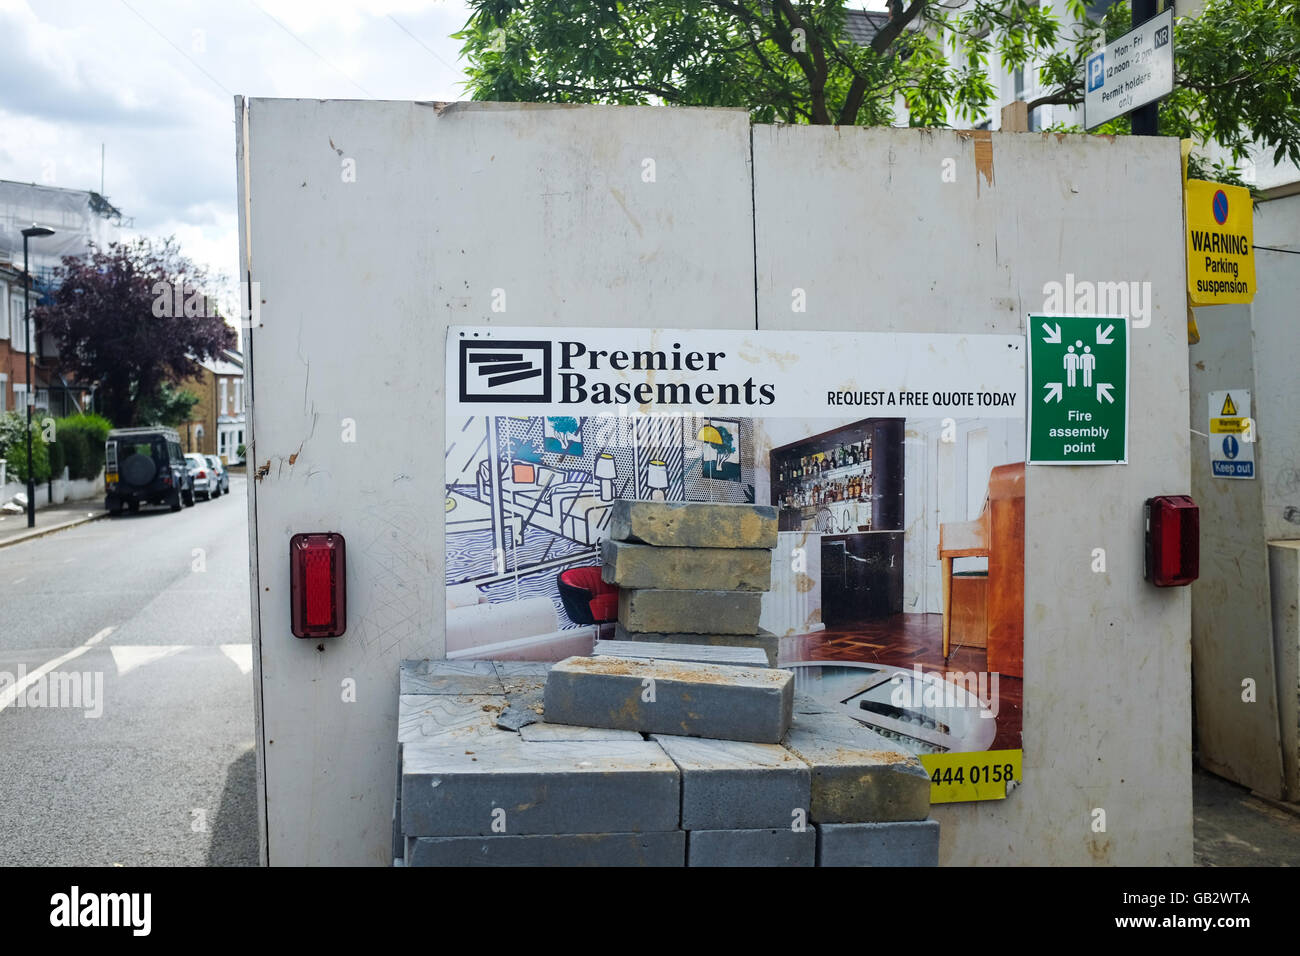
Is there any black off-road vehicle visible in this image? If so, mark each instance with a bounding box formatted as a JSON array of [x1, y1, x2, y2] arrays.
[[105, 427, 195, 514]]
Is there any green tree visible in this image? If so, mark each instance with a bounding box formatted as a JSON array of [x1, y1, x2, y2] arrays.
[[0, 413, 51, 485], [33, 236, 236, 427], [457, 0, 1299, 180], [135, 382, 201, 428]]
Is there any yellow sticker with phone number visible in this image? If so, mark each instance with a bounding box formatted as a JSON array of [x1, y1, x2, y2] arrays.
[[921, 749, 1022, 803]]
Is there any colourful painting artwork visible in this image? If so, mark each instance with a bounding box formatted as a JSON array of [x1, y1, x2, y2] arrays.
[[695, 417, 741, 483], [544, 416, 583, 457]]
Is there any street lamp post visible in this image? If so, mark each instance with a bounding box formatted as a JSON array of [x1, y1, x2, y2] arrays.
[[21, 225, 55, 528]]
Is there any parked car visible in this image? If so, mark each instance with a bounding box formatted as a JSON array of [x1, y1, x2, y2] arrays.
[[186, 453, 219, 500], [204, 455, 229, 496], [105, 427, 194, 513]]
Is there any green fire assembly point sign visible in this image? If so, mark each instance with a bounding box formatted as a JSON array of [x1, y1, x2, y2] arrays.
[[1027, 314, 1129, 465]]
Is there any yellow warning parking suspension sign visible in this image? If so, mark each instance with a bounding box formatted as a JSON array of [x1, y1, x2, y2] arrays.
[[1186, 180, 1255, 305]]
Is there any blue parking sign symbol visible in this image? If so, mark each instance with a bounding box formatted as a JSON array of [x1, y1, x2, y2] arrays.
[[1087, 53, 1105, 92]]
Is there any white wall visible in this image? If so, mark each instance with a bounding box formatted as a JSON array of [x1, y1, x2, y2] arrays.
[[244, 103, 1192, 866], [1189, 192, 1300, 801], [753, 124, 1190, 865], [239, 99, 757, 866]]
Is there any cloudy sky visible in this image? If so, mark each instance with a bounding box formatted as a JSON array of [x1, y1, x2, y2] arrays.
[[0, 0, 473, 305]]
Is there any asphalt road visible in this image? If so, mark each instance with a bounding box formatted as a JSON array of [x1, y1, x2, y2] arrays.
[[0, 476, 258, 866]]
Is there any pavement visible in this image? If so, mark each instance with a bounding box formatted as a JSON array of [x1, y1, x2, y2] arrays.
[[0, 476, 259, 866], [0, 498, 107, 549], [1193, 764, 1300, 866]]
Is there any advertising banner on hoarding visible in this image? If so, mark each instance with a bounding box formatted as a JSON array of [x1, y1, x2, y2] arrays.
[[444, 326, 1027, 802]]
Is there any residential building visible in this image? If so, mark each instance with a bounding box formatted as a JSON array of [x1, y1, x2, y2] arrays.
[[178, 349, 246, 463], [0, 179, 126, 417]]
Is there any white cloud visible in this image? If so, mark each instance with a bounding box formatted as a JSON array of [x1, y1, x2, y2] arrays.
[[0, 0, 472, 292]]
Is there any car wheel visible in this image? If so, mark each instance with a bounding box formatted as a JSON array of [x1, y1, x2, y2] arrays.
[[106, 495, 123, 515], [128, 500, 140, 513], [169, 490, 182, 512]]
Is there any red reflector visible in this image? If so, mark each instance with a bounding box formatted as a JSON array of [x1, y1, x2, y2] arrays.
[[1145, 496, 1199, 587], [303, 550, 333, 626], [198, 470, 206, 478], [290, 533, 346, 638]]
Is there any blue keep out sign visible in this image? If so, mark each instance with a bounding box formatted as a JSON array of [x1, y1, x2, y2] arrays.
[[1213, 460, 1254, 477], [1214, 433, 1252, 476]]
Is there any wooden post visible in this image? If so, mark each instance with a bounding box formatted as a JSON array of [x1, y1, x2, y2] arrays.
[[1001, 100, 1029, 132]]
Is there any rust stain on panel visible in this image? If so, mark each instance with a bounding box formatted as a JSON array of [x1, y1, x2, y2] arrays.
[[956, 130, 995, 194]]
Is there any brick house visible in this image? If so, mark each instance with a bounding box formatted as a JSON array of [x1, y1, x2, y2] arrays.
[[178, 349, 246, 463]]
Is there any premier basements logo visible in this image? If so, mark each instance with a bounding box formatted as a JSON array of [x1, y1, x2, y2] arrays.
[[557, 340, 776, 407], [459, 340, 553, 403], [449, 327, 1025, 419], [459, 337, 776, 407], [50, 887, 151, 936]]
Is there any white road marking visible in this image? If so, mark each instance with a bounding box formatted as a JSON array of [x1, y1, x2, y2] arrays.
[[13, 577, 25, 585], [109, 645, 187, 676], [220, 644, 253, 674], [0, 626, 114, 713]]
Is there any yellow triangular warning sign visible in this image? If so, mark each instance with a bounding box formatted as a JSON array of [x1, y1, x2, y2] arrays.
[[1221, 394, 1238, 416]]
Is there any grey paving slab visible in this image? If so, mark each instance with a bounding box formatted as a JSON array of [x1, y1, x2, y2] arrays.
[[614, 623, 780, 667], [611, 500, 778, 549], [495, 706, 540, 731], [618, 588, 763, 635], [601, 539, 773, 591], [398, 694, 508, 745], [493, 673, 547, 731], [780, 710, 931, 823], [406, 831, 685, 867], [816, 820, 940, 867], [651, 733, 810, 830], [544, 655, 794, 743], [492, 661, 553, 679], [518, 721, 644, 742], [401, 736, 680, 836], [687, 828, 816, 867], [594, 639, 769, 668], [792, 692, 838, 715], [400, 659, 504, 696]]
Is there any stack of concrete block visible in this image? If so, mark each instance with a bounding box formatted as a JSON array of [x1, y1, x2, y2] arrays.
[[604, 500, 782, 667], [395, 658, 940, 867]]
